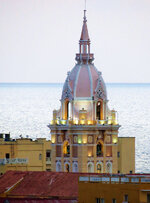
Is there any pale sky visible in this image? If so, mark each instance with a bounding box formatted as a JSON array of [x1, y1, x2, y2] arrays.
[[0, 0, 150, 83]]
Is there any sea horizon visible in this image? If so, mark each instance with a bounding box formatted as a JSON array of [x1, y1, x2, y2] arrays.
[[1, 82, 150, 87], [0, 81, 150, 172]]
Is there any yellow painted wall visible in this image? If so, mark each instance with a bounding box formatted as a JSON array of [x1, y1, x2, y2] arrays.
[[78, 181, 150, 203], [118, 137, 135, 174], [0, 137, 51, 174]]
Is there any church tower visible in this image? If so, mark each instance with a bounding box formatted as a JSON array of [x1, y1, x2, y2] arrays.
[[49, 10, 122, 173]]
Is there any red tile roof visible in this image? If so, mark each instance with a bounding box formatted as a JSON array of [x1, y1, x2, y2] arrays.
[[2, 171, 149, 201], [0, 170, 27, 194], [9, 171, 80, 198], [0, 171, 88, 200]]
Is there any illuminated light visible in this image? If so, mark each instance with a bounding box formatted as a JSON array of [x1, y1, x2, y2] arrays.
[[60, 120, 66, 125], [83, 138, 87, 144], [108, 120, 112, 125], [56, 120, 59, 125], [114, 121, 118, 125], [113, 137, 118, 144], [51, 137, 55, 144], [74, 118, 79, 125], [78, 138, 82, 144], [80, 120, 85, 125], [88, 152, 92, 157], [50, 120, 53, 125], [99, 120, 105, 125], [87, 120, 92, 125]]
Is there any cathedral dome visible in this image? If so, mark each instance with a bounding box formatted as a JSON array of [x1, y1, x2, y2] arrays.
[[61, 10, 107, 102], [61, 64, 107, 101]]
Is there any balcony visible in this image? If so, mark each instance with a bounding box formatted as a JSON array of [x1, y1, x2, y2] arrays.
[[46, 157, 51, 164], [50, 119, 118, 126], [97, 152, 103, 157], [79, 175, 150, 184], [75, 53, 94, 63], [64, 153, 70, 158]]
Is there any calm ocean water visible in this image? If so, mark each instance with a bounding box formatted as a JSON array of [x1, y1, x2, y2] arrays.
[[0, 83, 150, 173]]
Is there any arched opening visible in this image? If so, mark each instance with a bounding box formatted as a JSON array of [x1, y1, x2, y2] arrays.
[[96, 162, 103, 173], [97, 142, 103, 157], [106, 162, 112, 174], [72, 162, 78, 172], [63, 141, 70, 157], [66, 101, 71, 120], [96, 101, 101, 120], [65, 163, 70, 172], [87, 162, 94, 173], [81, 44, 84, 53], [56, 162, 61, 172], [97, 164, 101, 173]]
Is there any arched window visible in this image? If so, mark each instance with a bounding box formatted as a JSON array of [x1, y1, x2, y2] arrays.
[[64, 162, 70, 172], [56, 162, 61, 172], [81, 45, 84, 53], [96, 162, 103, 173], [96, 101, 101, 120], [87, 162, 94, 173], [97, 142, 103, 157], [72, 162, 78, 172], [106, 162, 112, 173], [63, 141, 70, 157], [66, 101, 71, 120]]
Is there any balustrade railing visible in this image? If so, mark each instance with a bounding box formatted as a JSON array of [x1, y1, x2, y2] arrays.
[[79, 175, 150, 184], [50, 118, 119, 126]]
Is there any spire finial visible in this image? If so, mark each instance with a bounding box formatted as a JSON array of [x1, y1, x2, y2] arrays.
[[85, 0, 86, 10], [84, 10, 86, 21], [84, 0, 87, 22]]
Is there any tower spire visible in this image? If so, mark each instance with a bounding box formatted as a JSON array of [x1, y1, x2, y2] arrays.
[[80, 10, 89, 41], [84, 9, 87, 22], [85, 0, 86, 10], [75, 9, 94, 64]]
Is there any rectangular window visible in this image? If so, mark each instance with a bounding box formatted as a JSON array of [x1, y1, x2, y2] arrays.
[[72, 146, 78, 157], [101, 198, 105, 203], [96, 198, 100, 203], [46, 151, 51, 158], [96, 198, 104, 203], [106, 146, 112, 157], [112, 199, 116, 203], [56, 145, 61, 157], [124, 194, 128, 201], [39, 153, 42, 160], [118, 170, 120, 174], [147, 194, 150, 203], [88, 146, 93, 157], [130, 170, 132, 174], [46, 150, 51, 162], [117, 151, 120, 158], [81, 45, 84, 53], [46, 152, 51, 158], [6, 153, 10, 159]]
